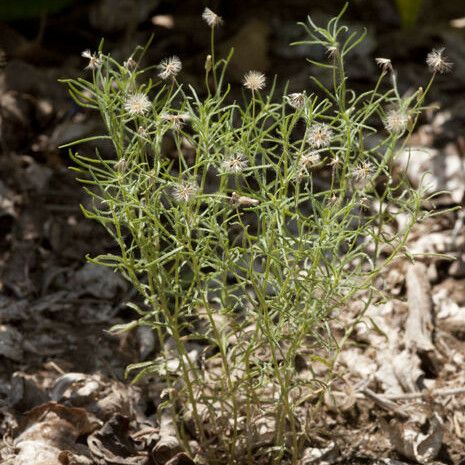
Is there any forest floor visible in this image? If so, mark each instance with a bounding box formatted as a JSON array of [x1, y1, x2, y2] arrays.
[[1, 1, 465, 464]]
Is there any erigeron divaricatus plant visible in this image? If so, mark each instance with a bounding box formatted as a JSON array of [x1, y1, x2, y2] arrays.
[[63, 5, 450, 464]]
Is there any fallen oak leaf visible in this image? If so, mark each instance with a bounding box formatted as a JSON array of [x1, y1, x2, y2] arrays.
[[87, 414, 148, 465]]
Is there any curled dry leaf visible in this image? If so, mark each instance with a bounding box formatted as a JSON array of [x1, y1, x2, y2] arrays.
[[434, 285, 465, 331], [396, 146, 465, 203], [87, 414, 147, 465], [152, 409, 182, 465], [299, 442, 339, 465], [50, 373, 140, 421], [324, 385, 357, 412], [339, 348, 377, 379], [405, 263, 434, 352], [13, 402, 97, 465], [386, 410, 444, 463]]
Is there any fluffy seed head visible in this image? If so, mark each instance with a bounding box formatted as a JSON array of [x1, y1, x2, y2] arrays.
[[426, 48, 452, 74], [202, 7, 223, 27], [171, 180, 199, 203], [299, 151, 321, 168], [161, 113, 189, 130], [220, 153, 248, 174], [81, 49, 102, 70], [158, 56, 182, 80], [296, 151, 321, 180], [375, 57, 392, 73], [242, 71, 266, 91], [351, 161, 374, 187], [288, 93, 306, 109], [124, 93, 151, 116], [384, 109, 409, 134], [307, 123, 333, 149]]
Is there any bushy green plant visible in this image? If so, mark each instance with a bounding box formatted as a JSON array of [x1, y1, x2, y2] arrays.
[[62, 6, 449, 464]]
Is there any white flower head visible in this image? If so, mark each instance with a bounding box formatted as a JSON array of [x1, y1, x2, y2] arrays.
[[287, 92, 306, 109], [384, 108, 409, 134], [426, 48, 452, 74], [81, 49, 102, 70], [124, 93, 151, 116], [242, 70, 266, 92], [202, 7, 223, 27], [220, 153, 248, 174], [307, 123, 333, 149], [171, 180, 199, 203], [158, 56, 182, 80], [375, 57, 392, 73]]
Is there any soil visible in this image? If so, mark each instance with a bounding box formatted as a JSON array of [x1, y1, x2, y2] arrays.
[[1, 1, 465, 464]]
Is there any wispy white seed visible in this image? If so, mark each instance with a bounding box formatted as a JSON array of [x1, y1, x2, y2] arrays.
[[375, 57, 393, 73], [124, 93, 151, 116], [220, 153, 248, 174], [307, 123, 333, 149], [202, 7, 223, 27], [171, 180, 199, 203], [242, 70, 266, 92], [384, 108, 409, 134], [426, 48, 452, 74], [81, 49, 102, 70], [158, 56, 182, 80], [287, 93, 306, 109]]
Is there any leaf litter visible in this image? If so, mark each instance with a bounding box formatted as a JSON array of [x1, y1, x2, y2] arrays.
[[1, 1, 465, 464]]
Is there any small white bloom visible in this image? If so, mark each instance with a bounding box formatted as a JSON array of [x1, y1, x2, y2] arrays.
[[375, 57, 392, 73], [242, 70, 266, 91], [426, 48, 452, 74], [81, 49, 102, 70], [384, 109, 409, 134], [202, 7, 223, 27], [287, 93, 306, 109], [307, 123, 333, 149], [220, 153, 248, 174], [171, 180, 199, 203], [124, 93, 151, 116], [158, 56, 182, 80]]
